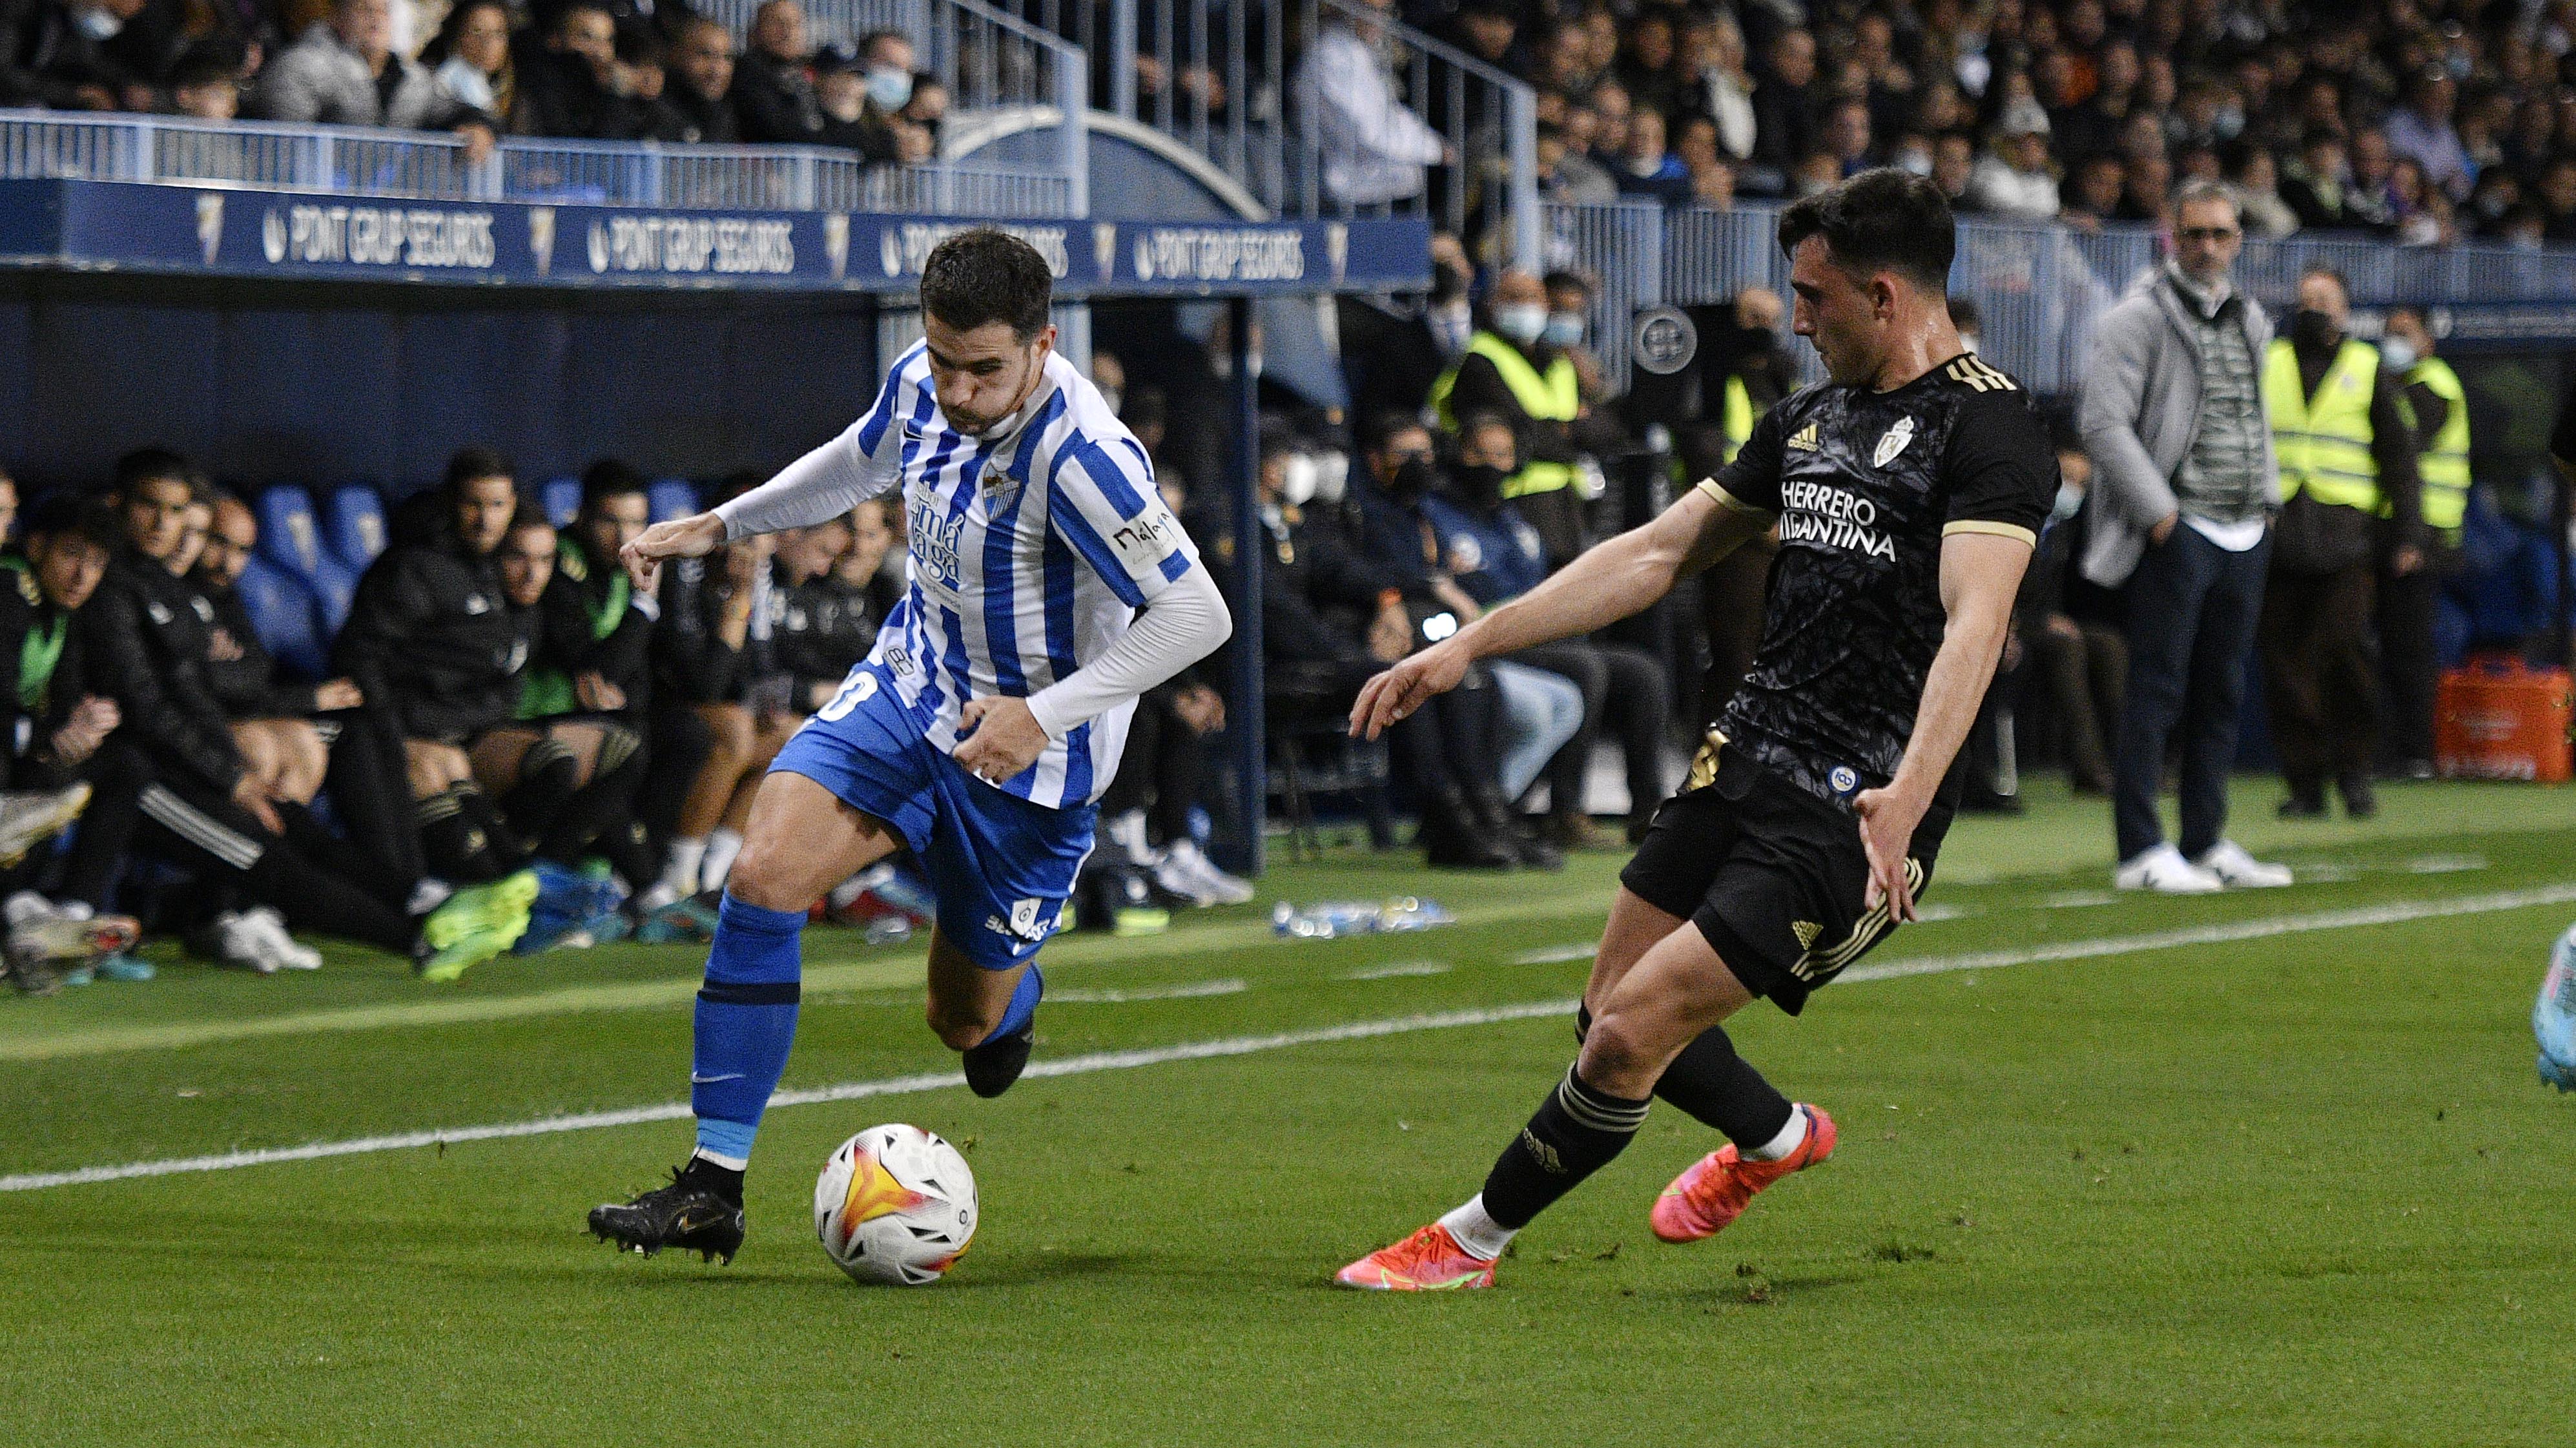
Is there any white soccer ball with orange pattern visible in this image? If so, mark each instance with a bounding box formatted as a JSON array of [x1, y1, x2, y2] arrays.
[[813, 1123, 978, 1285]]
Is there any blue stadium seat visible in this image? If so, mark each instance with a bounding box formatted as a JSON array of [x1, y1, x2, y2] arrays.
[[541, 477, 581, 528], [232, 553, 330, 681], [322, 485, 387, 571], [254, 485, 357, 631], [648, 478, 698, 522]]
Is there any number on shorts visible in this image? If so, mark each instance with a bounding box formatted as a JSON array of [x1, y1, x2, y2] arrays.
[[818, 668, 879, 722]]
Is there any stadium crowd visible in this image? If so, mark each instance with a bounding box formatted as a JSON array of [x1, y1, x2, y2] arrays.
[[1302, 0, 2576, 245], [0, 0, 949, 160]]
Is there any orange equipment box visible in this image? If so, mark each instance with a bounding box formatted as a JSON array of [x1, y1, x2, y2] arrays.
[[2435, 657, 2573, 783]]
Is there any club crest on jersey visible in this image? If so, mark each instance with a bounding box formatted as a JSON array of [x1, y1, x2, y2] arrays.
[[1828, 764, 1860, 796], [1873, 416, 1916, 469]]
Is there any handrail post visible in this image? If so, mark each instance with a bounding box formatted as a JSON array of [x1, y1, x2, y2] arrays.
[[130, 115, 154, 183], [1109, 0, 1135, 118], [1057, 50, 1087, 218], [1506, 82, 1538, 273]]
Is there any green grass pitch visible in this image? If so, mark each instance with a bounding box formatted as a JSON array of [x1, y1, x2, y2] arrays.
[[3, 779, 2571, 1445]]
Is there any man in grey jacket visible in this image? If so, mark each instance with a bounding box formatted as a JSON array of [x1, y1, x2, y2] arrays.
[[250, 0, 494, 147], [2078, 180, 2294, 894]]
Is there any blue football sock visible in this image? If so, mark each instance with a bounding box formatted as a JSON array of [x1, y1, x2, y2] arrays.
[[992, 964, 1042, 1040], [690, 893, 807, 1168]]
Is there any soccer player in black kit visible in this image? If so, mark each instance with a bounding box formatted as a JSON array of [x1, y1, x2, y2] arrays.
[[1337, 169, 2057, 1289]]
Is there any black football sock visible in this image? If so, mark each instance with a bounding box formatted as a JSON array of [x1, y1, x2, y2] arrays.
[[1478, 1062, 1650, 1230], [500, 738, 580, 838], [1577, 1003, 1794, 1150], [455, 785, 531, 873], [680, 1152, 746, 1206]]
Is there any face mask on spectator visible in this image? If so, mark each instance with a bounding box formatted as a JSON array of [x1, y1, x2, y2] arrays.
[[2289, 307, 2337, 350], [1311, 451, 1349, 504], [1454, 462, 1511, 502], [1494, 304, 1547, 345], [1894, 143, 1933, 177], [1389, 457, 1436, 499], [75, 5, 122, 39], [2378, 336, 2416, 373], [867, 66, 913, 110], [1281, 453, 1320, 507], [2052, 482, 2085, 522], [2212, 105, 2244, 140], [1541, 312, 1585, 347]]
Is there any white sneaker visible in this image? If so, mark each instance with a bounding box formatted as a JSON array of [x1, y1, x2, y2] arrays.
[[210, 912, 279, 974], [1165, 838, 1255, 905], [2113, 843, 2224, 895], [1149, 849, 1221, 907], [0, 783, 88, 865], [244, 907, 322, 970], [2194, 840, 2293, 888]]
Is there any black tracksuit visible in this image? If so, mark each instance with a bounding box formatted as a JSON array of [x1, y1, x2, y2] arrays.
[[0, 558, 144, 909], [75, 550, 417, 949]]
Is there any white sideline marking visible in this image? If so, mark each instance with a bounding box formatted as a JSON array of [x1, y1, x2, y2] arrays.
[[10, 884, 2575, 1195], [1345, 961, 1452, 980], [1049, 979, 1248, 1004], [1510, 941, 1598, 965]]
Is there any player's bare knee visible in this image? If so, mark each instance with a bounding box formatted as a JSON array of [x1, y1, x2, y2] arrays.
[[1576, 1011, 1654, 1088], [925, 1000, 998, 1051], [721, 840, 807, 913]]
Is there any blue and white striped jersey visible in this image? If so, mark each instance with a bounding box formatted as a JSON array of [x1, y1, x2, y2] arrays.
[[714, 342, 1201, 809]]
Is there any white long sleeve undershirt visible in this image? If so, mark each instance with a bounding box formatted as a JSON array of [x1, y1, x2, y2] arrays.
[[1024, 561, 1231, 741]]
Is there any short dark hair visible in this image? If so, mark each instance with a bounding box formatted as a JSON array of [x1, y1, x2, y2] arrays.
[[580, 458, 650, 513], [1777, 167, 1955, 295], [920, 229, 1053, 341], [111, 446, 192, 498], [555, 0, 612, 30], [1541, 269, 1592, 298], [2300, 264, 2350, 300], [857, 28, 910, 63], [1456, 409, 1520, 459], [1361, 408, 1431, 456], [443, 446, 516, 493], [24, 492, 123, 552]]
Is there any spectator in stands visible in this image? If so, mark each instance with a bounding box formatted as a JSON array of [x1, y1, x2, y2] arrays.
[[0, 0, 147, 111], [896, 71, 945, 161], [2080, 181, 2292, 893], [1295, 0, 1451, 208], [194, 493, 360, 813], [335, 448, 549, 896], [1972, 102, 2061, 218], [1215, 428, 1527, 871], [426, 0, 513, 121], [1750, 26, 1820, 183], [1820, 96, 1873, 178], [1541, 269, 1611, 409], [1344, 411, 1582, 815], [0, 495, 152, 969], [473, 509, 667, 936], [613, 27, 696, 143], [165, 41, 243, 120], [1430, 267, 1590, 570], [2539, 157, 2576, 243], [1685, 10, 1757, 172], [250, 0, 496, 155], [2020, 446, 2123, 794], [2227, 140, 2299, 238], [2282, 127, 2364, 231], [86, 451, 502, 972], [510, 0, 623, 139], [663, 17, 735, 143], [732, 0, 824, 145], [1537, 121, 1616, 205], [2384, 68, 2471, 202], [644, 479, 767, 913], [1613, 106, 1692, 205], [1423, 412, 1669, 848], [1931, 129, 1978, 213], [812, 46, 895, 161], [2059, 151, 2127, 227], [531, 460, 711, 913]]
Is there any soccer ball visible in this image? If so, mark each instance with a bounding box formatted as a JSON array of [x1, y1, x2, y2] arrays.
[[814, 1123, 978, 1285]]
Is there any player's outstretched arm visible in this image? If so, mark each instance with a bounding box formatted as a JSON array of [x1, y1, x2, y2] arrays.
[[620, 513, 726, 592], [1851, 530, 2031, 922], [1349, 486, 1766, 739]]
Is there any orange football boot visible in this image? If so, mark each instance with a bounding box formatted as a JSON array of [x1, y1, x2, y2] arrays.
[[1334, 1221, 1498, 1291], [1649, 1104, 1837, 1244]]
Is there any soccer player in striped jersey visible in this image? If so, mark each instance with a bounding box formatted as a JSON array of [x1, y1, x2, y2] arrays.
[[588, 230, 1230, 1264]]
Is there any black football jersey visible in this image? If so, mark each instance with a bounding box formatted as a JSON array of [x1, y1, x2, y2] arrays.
[[1700, 351, 2056, 811]]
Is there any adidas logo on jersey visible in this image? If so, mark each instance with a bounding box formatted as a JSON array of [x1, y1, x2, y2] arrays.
[[1786, 422, 1821, 451], [1945, 355, 2018, 392]]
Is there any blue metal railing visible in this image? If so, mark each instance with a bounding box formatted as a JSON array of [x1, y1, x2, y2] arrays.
[[1556, 201, 2576, 398], [0, 109, 1076, 216]]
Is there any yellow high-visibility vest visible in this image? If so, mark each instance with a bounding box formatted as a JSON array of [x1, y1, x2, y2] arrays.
[[1430, 331, 1580, 498], [1718, 375, 1755, 465], [2405, 356, 2469, 539], [2263, 337, 2381, 512]]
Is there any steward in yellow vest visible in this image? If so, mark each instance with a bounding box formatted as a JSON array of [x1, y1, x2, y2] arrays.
[[2260, 310, 2422, 575], [2390, 333, 2469, 549], [1430, 329, 1582, 500]]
